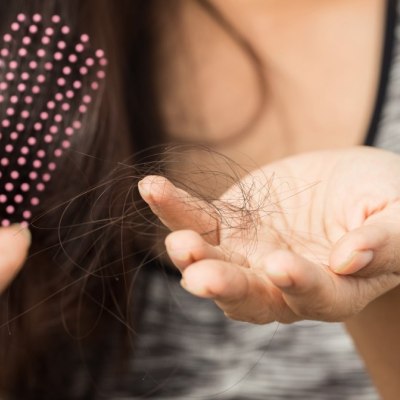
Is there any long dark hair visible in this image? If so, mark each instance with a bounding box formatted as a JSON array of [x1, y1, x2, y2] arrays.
[[0, 1, 264, 398]]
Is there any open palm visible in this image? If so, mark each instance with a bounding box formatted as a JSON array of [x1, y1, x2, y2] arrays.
[[139, 146, 400, 324]]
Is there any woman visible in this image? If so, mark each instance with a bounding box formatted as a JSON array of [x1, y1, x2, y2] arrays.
[[1, 0, 399, 398]]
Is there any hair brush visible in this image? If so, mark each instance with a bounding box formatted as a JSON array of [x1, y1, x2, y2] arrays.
[[0, 12, 107, 227]]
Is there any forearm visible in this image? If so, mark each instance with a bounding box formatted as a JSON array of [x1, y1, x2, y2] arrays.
[[345, 284, 400, 400]]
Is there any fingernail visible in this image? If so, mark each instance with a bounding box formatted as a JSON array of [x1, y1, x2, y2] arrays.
[[138, 180, 149, 197], [10, 224, 32, 247], [332, 250, 374, 275], [264, 264, 293, 288]]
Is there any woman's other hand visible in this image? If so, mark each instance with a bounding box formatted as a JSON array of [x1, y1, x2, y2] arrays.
[[138, 146, 400, 324], [0, 225, 31, 292]]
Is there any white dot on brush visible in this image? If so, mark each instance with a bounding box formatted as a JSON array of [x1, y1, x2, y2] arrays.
[[18, 83, 26, 92], [23, 210, 32, 219], [17, 157, 26, 165], [72, 121, 82, 129], [83, 95, 92, 104], [10, 95, 18, 104], [45, 27, 54, 36], [3, 34, 12, 42], [31, 197, 40, 206], [80, 66, 88, 75], [51, 15, 61, 24], [29, 171, 37, 180], [1, 158, 9, 166], [6, 108, 15, 116], [63, 66, 72, 75], [0, 82, 8, 90], [21, 184, 30, 193], [29, 60, 38, 69], [62, 103, 70, 111], [99, 58, 108, 67], [21, 72, 30, 80], [6, 205, 15, 214], [37, 150, 45, 158], [57, 41, 66, 50], [97, 71, 106, 80], [36, 183, 45, 192], [18, 47, 28, 57], [21, 110, 30, 119], [2, 119, 10, 128], [14, 194, 23, 204], [54, 52, 63, 61], [55, 93, 63, 101], [9, 61, 18, 69], [11, 23, 20, 31], [42, 36, 50, 45], [48, 162, 56, 171], [16, 123, 25, 132], [28, 137, 36, 145], [61, 26, 70, 35], [47, 101, 56, 109], [37, 74, 45, 83], [79, 105, 87, 113], [0, 195, 7, 203], [37, 49, 46, 58], [6, 72, 14, 81], [85, 58, 94, 67], [95, 49, 105, 58], [34, 122, 42, 131], [0, 95, 4, 103], [11, 132, 19, 140], [44, 62, 53, 71], [42, 173, 51, 182], [10, 171, 18, 179], [0, 48, 9, 57], [21, 146, 29, 155], [32, 86, 40, 94], [68, 54, 78, 63], [80, 34, 90, 43], [54, 149, 62, 157], [25, 96, 33, 104], [5, 183, 13, 191], [44, 135, 52, 143], [57, 77, 66, 86], [65, 127, 74, 136], [22, 36, 31, 46], [17, 13, 27, 22], [66, 90, 74, 99], [75, 44, 84, 53], [33, 160, 42, 168], [33, 14, 42, 23], [5, 144, 13, 152], [2, 220, 10, 228], [73, 81, 82, 89], [29, 25, 38, 34], [62, 140, 71, 149], [40, 112, 49, 120]]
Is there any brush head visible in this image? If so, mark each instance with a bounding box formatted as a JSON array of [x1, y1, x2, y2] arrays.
[[0, 13, 107, 227]]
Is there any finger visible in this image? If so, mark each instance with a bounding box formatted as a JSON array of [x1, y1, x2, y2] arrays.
[[263, 250, 372, 321], [329, 221, 400, 277], [0, 225, 31, 292], [138, 175, 220, 245], [165, 230, 248, 271], [181, 258, 296, 324]]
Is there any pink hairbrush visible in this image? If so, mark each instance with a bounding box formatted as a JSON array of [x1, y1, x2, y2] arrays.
[[0, 13, 107, 227]]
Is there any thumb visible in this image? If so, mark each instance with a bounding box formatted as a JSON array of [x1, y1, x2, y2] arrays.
[[0, 224, 31, 292], [329, 221, 399, 277]]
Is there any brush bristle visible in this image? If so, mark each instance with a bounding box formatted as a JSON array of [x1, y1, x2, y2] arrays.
[[0, 13, 107, 227]]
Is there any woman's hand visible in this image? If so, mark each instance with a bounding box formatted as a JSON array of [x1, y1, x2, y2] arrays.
[[0, 225, 31, 292], [138, 146, 400, 324]]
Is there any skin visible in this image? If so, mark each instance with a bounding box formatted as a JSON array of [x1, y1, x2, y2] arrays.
[[0, 225, 31, 292]]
